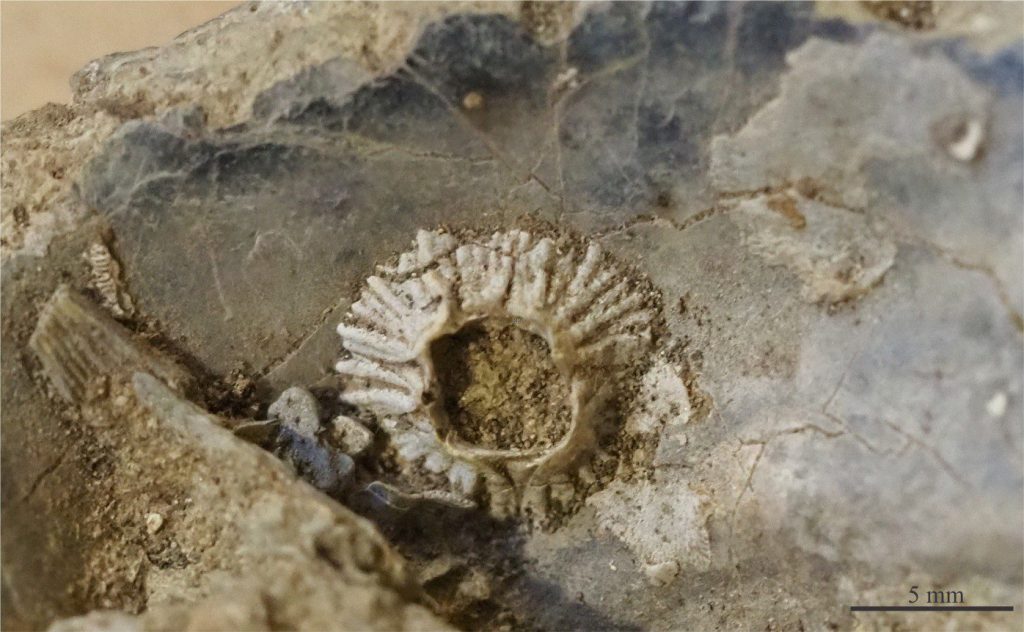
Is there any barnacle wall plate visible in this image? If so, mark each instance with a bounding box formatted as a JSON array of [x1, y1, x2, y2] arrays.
[[335, 228, 660, 520]]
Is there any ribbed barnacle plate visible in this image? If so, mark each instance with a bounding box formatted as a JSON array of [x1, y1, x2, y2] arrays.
[[336, 228, 659, 520]]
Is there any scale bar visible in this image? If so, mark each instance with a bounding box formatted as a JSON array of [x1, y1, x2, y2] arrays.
[[851, 606, 1014, 612]]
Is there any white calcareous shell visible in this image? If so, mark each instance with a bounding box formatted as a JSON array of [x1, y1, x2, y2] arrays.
[[336, 229, 657, 518]]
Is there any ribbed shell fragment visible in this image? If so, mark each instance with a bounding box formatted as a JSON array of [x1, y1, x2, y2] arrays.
[[336, 229, 656, 519]]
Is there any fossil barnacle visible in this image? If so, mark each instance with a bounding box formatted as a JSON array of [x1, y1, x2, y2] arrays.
[[335, 229, 657, 519]]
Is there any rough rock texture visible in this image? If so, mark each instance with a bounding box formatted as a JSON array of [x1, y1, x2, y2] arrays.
[[16, 286, 447, 631], [52, 371, 444, 632], [3, 2, 1022, 630]]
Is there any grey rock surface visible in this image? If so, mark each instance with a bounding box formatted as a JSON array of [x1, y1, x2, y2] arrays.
[[3, 2, 1022, 630]]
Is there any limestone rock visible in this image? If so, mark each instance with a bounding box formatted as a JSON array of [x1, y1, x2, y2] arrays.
[[3, 1, 1022, 630]]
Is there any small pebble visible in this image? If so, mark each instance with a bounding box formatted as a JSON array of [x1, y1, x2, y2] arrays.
[[268, 386, 321, 437], [145, 512, 164, 534], [330, 415, 374, 456], [279, 430, 354, 495]]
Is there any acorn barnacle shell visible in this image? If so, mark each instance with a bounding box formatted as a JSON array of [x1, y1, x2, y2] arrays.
[[335, 229, 656, 519]]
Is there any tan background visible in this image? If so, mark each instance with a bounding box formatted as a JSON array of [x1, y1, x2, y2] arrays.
[[1, 1, 238, 120]]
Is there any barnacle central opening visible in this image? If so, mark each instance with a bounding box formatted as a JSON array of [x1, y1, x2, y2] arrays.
[[429, 319, 572, 452]]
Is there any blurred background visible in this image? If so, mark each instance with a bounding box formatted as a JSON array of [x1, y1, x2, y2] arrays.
[[1, 1, 238, 120]]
